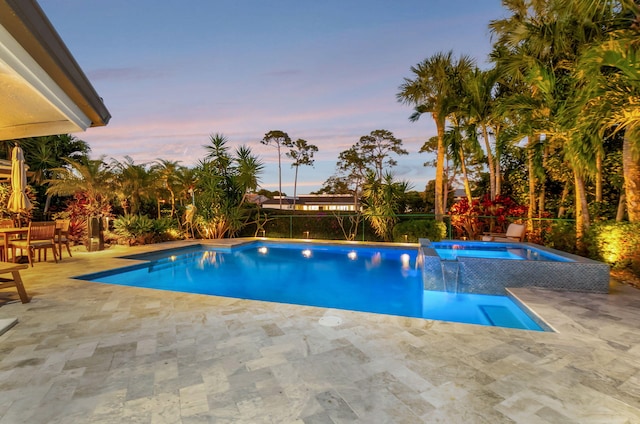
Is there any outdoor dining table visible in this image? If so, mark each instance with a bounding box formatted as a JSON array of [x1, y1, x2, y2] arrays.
[[0, 227, 28, 262]]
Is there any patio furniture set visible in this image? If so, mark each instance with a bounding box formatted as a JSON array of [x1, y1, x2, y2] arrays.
[[0, 219, 72, 304]]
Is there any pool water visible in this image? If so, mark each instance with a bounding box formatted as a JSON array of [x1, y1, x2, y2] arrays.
[[431, 241, 572, 261], [77, 242, 545, 331]]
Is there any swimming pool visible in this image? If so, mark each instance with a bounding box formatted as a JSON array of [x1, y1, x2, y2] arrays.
[[76, 242, 546, 331]]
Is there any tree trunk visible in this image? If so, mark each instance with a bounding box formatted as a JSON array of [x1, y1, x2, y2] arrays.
[[595, 151, 602, 202], [43, 193, 52, 215], [481, 124, 496, 200], [616, 193, 626, 222], [623, 130, 640, 222], [277, 143, 283, 209], [169, 188, 176, 218], [527, 136, 537, 232], [557, 180, 570, 218], [495, 151, 501, 197], [574, 171, 590, 250], [434, 116, 446, 221], [538, 186, 545, 219], [293, 165, 299, 210], [459, 148, 473, 202]]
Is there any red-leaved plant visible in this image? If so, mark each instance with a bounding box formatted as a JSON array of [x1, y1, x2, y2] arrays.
[[449, 195, 527, 240]]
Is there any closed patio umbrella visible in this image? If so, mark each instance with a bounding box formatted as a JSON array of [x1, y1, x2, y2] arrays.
[[7, 145, 32, 215]]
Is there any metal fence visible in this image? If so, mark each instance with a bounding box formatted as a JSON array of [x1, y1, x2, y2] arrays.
[[242, 212, 577, 250]]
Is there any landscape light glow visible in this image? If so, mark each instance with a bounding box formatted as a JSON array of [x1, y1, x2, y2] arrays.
[[401, 253, 410, 270]]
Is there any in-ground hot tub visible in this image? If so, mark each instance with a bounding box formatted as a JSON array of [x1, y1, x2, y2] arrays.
[[419, 239, 610, 294]]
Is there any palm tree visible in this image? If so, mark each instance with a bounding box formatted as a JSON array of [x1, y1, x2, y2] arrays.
[[397, 51, 475, 221], [464, 67, 500, 200], [573, 4, 640, 221], [488, 0, 627, 239], [203, 133, 232, 177], [152, 159, 182, 218], [111, 156, 155, 215], [260, 130, 291, 209], [234, 145, 265, 197], [15, 134, 92, 215], [46, 157, 115, 214], [445, 113, 482, 203], [285, 138, 318, 209], [174, 166, 197, 208]]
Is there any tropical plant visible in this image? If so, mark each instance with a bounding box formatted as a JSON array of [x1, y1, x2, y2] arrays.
[[204, 133, 232, 176], [46, 157, 115, 214], [574, 13, 640, 221], [235, 145, 265, 196], [361, 171, 410, 241], [111, 156, 157, 215], [151, 159, 183, 218], [449, 194, 527, 240], [488, 0, 631, 243], [193, 138, 265, 239]]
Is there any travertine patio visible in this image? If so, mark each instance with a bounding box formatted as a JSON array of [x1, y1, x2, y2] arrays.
[[1, 240, 639, 423]]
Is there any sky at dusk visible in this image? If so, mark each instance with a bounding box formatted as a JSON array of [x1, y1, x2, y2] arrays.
[[39, 0, 506, 194]]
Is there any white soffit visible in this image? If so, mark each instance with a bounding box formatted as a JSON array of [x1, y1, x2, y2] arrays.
[[0, 23, 91, 139]]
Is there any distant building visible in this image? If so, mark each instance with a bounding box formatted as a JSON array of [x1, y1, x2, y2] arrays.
[[261, 194, 358, 211], [452, 188, 467, 202]]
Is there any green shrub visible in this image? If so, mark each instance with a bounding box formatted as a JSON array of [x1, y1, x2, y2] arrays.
[[151, 217, 181, 242], [392, 219, 446, 242], [113, 215, 178, 244], [582, 221, 640, 272], [542, 220, 577, 254]]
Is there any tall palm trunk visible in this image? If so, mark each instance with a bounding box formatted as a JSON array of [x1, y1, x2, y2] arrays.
[[574, 171, 590, 250], [623, 130, 640, 222], [43, 193, 52, 215], [495, 153, 502, 197], [557, 180, 570, 218], [538, 143, 548, 218], [527, 136, 537, 232], [434, 117, 446, 221], [617, 193, 626, 221], [459, 147, 473, 202], [595, 151, 602, 202], [169, 189, 176, 218], [538, 188, 545, 219], [481, 124, 496, 200]]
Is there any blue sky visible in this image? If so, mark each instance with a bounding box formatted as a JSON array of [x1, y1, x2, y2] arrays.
[[39, 0, 506, 193]]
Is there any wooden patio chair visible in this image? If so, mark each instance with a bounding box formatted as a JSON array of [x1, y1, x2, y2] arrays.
[[0, 219, 14, 228], [0, 218, 14, 261], [10, 221, 58, 266], [55, 219, 72, 259], [482, 222, 526, 242]]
